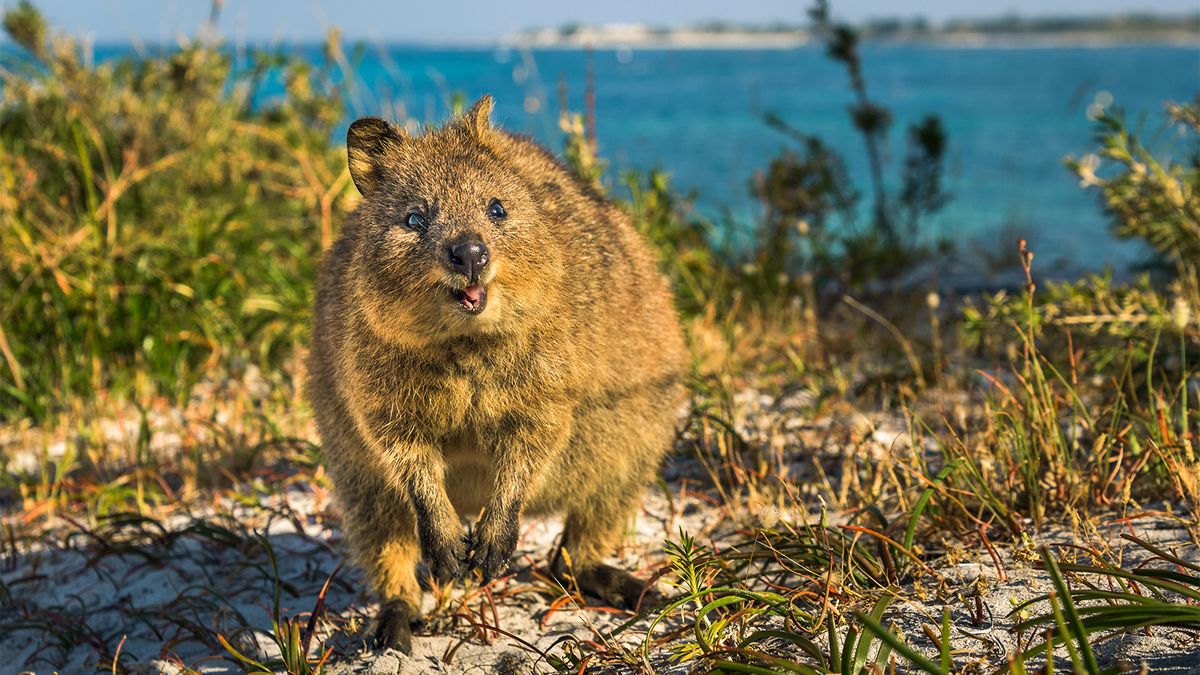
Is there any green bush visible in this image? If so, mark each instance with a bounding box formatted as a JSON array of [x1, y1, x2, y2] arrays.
[[0, 2, 352, 421]]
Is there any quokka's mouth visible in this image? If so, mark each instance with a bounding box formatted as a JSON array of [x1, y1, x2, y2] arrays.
[[452, 284, 487, 314]]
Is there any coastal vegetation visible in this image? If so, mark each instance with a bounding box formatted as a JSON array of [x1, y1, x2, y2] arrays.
[[1, 0, 1197, 672]]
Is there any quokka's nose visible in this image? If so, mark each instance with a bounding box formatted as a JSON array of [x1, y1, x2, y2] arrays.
[[447, 240, 489, 282]]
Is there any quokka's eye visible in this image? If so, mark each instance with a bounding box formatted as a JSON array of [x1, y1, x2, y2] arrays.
[[487, 199, 506, 220], [404, 212, 426, 230]]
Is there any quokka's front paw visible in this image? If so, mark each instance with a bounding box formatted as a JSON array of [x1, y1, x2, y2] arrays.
[[422, 533, 463, 581], [464, 507, 519, 582], [420, 529, 466, 582]]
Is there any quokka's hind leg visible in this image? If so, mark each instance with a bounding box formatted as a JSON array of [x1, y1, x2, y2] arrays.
[[336, 473, 423, 652], [550, 386, 682, 611], [555, 482, 664, 612]]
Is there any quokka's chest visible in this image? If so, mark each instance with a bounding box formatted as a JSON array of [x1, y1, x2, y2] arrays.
[[349, 347, 568, 439]]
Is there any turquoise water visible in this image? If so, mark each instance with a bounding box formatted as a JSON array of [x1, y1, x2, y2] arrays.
[[105, 43, 1200, 274]]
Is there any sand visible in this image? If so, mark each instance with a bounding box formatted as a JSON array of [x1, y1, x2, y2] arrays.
[[3, 394, 1199, 673]]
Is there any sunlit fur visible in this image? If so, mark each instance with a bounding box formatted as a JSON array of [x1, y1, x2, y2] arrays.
[[307, 96, 687, 629]]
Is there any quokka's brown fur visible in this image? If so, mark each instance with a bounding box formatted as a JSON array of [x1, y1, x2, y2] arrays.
[[306, 96, 687, 650]]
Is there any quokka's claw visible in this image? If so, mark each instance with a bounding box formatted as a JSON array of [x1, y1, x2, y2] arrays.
[[464, 514, 519, 583], [422, 535, 465, 583]]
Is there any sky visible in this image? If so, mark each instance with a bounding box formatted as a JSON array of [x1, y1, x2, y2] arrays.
[[3, 0, 1198, 44]]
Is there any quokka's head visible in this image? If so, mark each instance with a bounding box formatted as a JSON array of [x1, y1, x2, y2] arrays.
[[344, 96, 567, 344]]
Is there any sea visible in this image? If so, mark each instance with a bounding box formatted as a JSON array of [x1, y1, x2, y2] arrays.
[[107, 42, 1200, 276]]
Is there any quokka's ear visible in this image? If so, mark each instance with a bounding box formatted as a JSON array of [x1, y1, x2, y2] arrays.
[[346, 117, 406, 197], [461, 95, 494, 137]]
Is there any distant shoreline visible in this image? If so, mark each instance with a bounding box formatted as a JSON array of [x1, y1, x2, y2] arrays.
[[10, 30, 1195, 54], [502, 31, 1199, 51], [902, 32, 1199, 49], [505, 16, 1200, 51]]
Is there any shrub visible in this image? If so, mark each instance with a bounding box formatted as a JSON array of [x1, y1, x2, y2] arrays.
[[745, 3, 951, 300], [0, 2, 353, 421]]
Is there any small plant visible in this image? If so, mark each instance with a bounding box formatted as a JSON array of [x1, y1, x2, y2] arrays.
[[1069, 100, 1200, 281], [854, 539, 1200, 674], [748, 0, 952, 298], [1016, 539, 1200, 659], [218, 536, 337, 674]]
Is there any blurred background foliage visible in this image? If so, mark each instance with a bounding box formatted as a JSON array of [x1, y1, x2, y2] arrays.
[[0, 0, 1191, 425], [0, 1, 351, 421], [0, 0, 1196, 425]]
